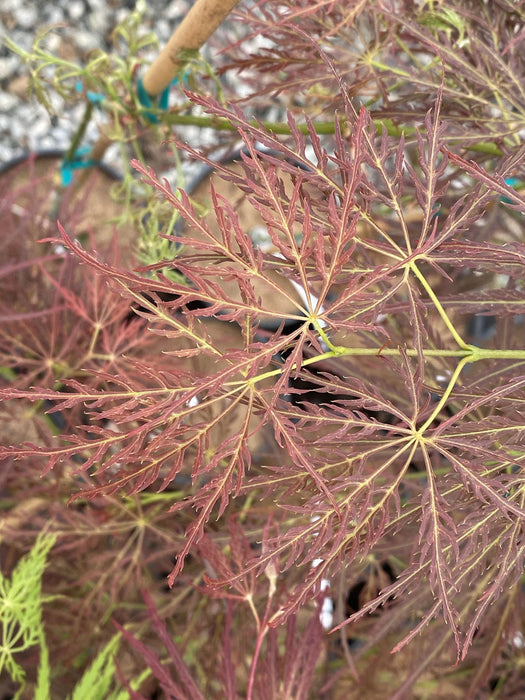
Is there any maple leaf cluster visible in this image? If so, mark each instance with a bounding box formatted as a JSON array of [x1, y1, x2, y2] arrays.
[[1, 1, 525, 697]]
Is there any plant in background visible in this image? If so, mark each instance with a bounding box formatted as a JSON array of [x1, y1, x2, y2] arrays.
[[0, 527, 149, 699], [1, 0, 525, 698], [0, 533, 55, 689]]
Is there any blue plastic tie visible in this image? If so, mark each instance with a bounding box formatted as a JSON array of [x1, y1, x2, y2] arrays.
[[136, 77, 174, 124], [502, 177, 524, 204], [136, 72, 188, 123], [60, 146, 99, 186], [75, 81, 105, 107]]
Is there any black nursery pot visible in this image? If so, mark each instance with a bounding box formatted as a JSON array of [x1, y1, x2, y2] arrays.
[[0, 148, 123, 180], [0, 148, 142, 267], [0, 150, 131, 433]]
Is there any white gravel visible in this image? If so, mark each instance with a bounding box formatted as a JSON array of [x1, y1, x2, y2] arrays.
[[0, 0, 201, 165]]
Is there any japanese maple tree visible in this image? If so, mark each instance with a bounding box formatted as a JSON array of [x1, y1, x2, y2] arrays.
[[2, 1, 525, 697]]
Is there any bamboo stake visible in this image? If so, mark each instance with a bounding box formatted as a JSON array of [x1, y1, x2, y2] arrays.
[[142, 0, 241, 97], [74, 0, 240, 190]]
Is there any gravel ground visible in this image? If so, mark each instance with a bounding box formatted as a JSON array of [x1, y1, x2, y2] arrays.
[[0, 0, 218, 167]]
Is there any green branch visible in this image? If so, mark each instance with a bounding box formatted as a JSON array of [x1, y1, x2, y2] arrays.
[[161, 111, 503, 155], [161, 112, 340, 135]]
